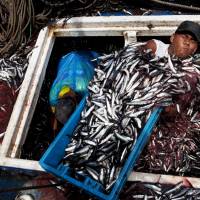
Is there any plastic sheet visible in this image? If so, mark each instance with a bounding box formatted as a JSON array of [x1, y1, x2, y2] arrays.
[[49, 51, 99, 106]]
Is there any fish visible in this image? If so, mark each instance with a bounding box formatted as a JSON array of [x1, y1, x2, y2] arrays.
[[62, 42, 200, 192]]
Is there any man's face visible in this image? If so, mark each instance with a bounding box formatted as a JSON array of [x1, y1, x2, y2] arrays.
[[169, 33, 198, 58]]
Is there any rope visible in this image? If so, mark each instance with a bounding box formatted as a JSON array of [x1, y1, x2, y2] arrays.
[[149, 0, 200, 12], [0, 0, 35, 57], [39, 0, 80, 7]]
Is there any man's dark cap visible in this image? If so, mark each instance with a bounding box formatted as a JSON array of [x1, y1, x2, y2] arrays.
[[175, 21, 200, 43]]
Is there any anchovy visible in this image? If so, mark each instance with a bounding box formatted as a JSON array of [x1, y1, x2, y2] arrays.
[[164, 182, 183, 195], [115, 132, 133, 143]]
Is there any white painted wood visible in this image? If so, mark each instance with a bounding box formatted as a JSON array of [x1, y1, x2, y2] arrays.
[[0, 158, 43, 171], [0, 27, 50, 157], [1, 157, 200, 188], [10, 31, 55, 158], [129, 171, 200, 188], [1, 156, 200, 188], [52, 15, 200, 37], [53, 27, 174, 37], [54, 15, 200, 29]]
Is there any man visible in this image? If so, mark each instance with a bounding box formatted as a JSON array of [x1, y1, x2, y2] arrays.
[[144, 20, 200, 58], [143, 21, 200, 117]]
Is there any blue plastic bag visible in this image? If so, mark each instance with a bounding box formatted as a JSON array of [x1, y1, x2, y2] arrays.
[[49, 51, 99, 106]]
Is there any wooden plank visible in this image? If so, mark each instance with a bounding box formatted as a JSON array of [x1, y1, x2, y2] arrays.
[[128, 171, 200, 188], [10, 30, 55, 158], [0, 27, 50, 157], [1, 156, 200, 189], [53, 27, 174, 37], [0, 158, 44, 172], [1, 157, 200, 189], [159, 173, 200, 188], [128, 171, 160, 183], [53, 15, 200, 29]]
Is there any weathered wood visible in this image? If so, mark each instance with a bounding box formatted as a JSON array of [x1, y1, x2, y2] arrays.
[[1, 27, 49, 157], [129, 171, 200, 188], [0, 158, 43, 172], [53, 15, 200, 29], [11, 31, 55, 158]]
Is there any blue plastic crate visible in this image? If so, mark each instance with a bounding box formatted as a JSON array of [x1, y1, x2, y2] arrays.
[[40, 94, 162, 200]]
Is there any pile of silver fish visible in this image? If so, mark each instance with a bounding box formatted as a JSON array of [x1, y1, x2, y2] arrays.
[[0, 54, 29, 138], [0, 54, 29, 88], [137, 109, 200, 176], [62, 42, 200, 192], [120, 181, 200, 200], [136, 54, 200, 175]]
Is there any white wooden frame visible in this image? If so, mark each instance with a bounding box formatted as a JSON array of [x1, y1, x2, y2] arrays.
[[1, 15, 200, 187]]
